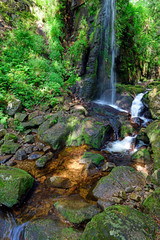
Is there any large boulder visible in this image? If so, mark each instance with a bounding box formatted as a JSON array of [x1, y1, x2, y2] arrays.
[[1, 141, 20, 154], [54, 197, 101, 224], [143, 188, 160, 218], [0, 166, 34, 207], [6, 99, 22, 116], [148, 87, 160, 119], [81, 205, 158, 240], [24, 218, 82, 240], [145, 120, 160, 169], [93, 166, 146, 209]]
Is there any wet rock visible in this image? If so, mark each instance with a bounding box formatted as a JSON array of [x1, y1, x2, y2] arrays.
[[22, 115, 45, 129], [130, 192, 141, 202], [131, 117, 142, 127], [4, 159, 16, 166], [148, 87, 160, 119], [132, 148, 151, 164], [116, 95, 133, 111], [143, 188, 160, 217], [102, 162, 116, 171], [112, 197, 123, 204], [43, 145, 51, 152], [145, 120, 160, 169], [118, 190, 127, 200], [151, 169, 160, 186], [14, 149, 27, 161], [0, 155, 12, 164], [36, 152, 53, 168], [4, 133, 18, 142], [50, 176, 72, 188], [6, 99, 22, 116], [136, 128, 149, 144], [81, 205, 158, 240], [33, 142, 45, 151], [1, 141, 20, 154], [93, 166, 146, 209], [24, 135, 34, 144], [14, 112, 27, 122], [54, 197, 101, 224], [28, 152, 44, 160], [120, 121, 134, 138], [25, 218, 82, 240], [0, 166, 34, 207], [80, 152, 104, 166]]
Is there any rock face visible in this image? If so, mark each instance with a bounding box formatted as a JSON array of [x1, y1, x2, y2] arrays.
[[93, 166, 146, 209], [81, 205, 158, 240], [143, 188, 160, 218], [148, 87, 160, 119], [0, 166, 34, 207], [54, 197, 101, 224], [25, 218, 82, 240], [145, 120, 160, 169]]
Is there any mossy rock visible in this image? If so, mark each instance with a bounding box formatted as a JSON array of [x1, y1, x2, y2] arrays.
[[0, 166, 34, 207], [80, 152, 104, 166], [54, 197, 100, 224], [81, 205, 158, 240], [22, 115, 45, 129], [14, 112, 27, 122], [0, 125, 6, 139], [136, 128, 149, 144], [25, 219, 82, 240], [151, 169, 160, 186], [148, 88, 160, 119], [143, 188, 160, 218], [6, 99, 22, 116], [121, 123, 134, 138], [132, 149, 151, 164], [4, 133, 18, 142], [1, 141, 20, 154]]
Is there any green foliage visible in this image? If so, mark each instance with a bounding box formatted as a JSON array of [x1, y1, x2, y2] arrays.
[[85, 0, 100, 16], [0, 110, 8, 128]]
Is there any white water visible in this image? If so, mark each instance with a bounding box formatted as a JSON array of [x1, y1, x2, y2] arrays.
[[131, 93, 145, 118], [94, 99, 128, 113], [106, 136, 136, 153]]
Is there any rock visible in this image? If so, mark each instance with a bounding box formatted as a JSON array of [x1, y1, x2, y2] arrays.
[[102, 162, 116, 171], [14, 149, 27, 161], [0, 125, 6, 139], [63, 104, 70, 111], [93, 166, 146, 209], [36, 152, 53, 168], [50, 176, 72, 188], [151, 169, 160, 186], [38, 114, 60, 136], [6, 99, 22, 116], [14, 113, 27, 122], [1, 141, 20, 154], [71, 105, 88, 116], [81, 205, 158, 240], [28, 111, 44, 120], [125, 186, 135, 193], [33, 142, 45, 151], [0, 166, 34, 207], [28, 152, 44, 160], [54, 197, 100, 224], [136, 128, 149, 144], [0, 155, 12, 164], [132, 148, 151, 164], [121, 122, 134, 138], [80, 152, 104, 166], [130, 192, 141, 202], [22, 116, 45, 129], [135, 186, 142, 192], [24, 218, 82, 240], [148, 87, 160, 119], [24, 135, 34, 144], [112, 197, 123, 204], [145, 120, 160, 169], [116, 95, 133, 111], [43, 145, 51, 152], [4, 133, 18, 142], [23, 144, 33, 154], [143, 188, 160, 217], [118, 190, 127, 200]]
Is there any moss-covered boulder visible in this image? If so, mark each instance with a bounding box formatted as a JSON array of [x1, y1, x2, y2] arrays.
[[25, 218, 82, 240], [80, 152, 104, 166], [1, 141, 20, 154], [121, 122, 134, 138], [132, 149, 151, 164], [6, 99, 22, 116], [145, 120, 160, 169], [81, 205, 158, 240], [14, 112, 27, 122], [148, 87, 160, 119], [0, 125, 6, 139], [151, 169, 160, 186], [54, 197, 101, 224], [0, 166, 34, 207], [4, 133, 18, 142], [136, 128, 149, 144], [22, 115, 45, 129], [143, 188, 160, 218], [36, 152, 53, 168], [93, 166, 146, 209]]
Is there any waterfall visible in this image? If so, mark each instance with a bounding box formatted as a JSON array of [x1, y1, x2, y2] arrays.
[[97, 0, 116, 105]]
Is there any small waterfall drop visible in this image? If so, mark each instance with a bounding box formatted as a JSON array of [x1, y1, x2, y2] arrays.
[[97, 0, 117, 105], [131, 93, 145, 118]]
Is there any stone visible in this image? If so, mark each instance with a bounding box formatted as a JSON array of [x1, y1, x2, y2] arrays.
[[143, 188, 160, 217], [0, 125, 6, 139], [0, 155, 12, 164], [22, 115, 45, 129], [112, 197, 123, 204], [43, 145, 51, 152], [71, 105, 88, 116], [36, 152, 53, 168], [130, 192, 141, 202], [132, 148, 151, 164], [24, 218, 82, 240], [121, 122, 134, 138], [1, 141, 20, 154], [93, 166, 146, 209], [148, 87, 160, 119], [14, 113, 27, 122], [24, 135, 34, 144], [54, 197, 101, 224], [33, 142, 44, 151], [116, 95, 133, 112], [81, 205, 158, 240], [4, 133, 18, 142], [6, 99, 22, 116], [118, 190, 127, 200], [151, 169, 160, 186], [50, 176, 72, 188], [0, 166, 34, 207], [125, 186, 135, 193], [14, 149, 27, 161], [135, 186, 142, 192], [80, 152, 104, 166], [28, 152, 44, 160], [136, 128, 149, 144], [63, 104, 70, 111], [23, 144, 33, 154], [102, 162, 116, 171]]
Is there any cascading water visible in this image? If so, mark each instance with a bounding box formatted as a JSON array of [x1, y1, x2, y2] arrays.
[[96, 0, 117, 105]]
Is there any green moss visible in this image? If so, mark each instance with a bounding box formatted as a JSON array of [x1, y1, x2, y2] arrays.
[[4, 133, 18, 142], [143, 188, 160, 217], [81, 152, 104, 166], [1, 141, 20, 154]]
